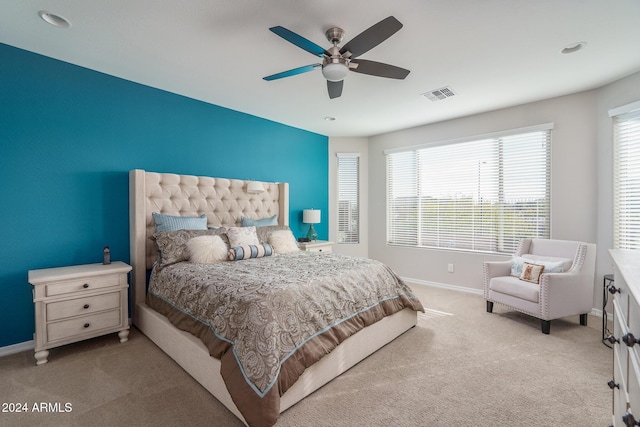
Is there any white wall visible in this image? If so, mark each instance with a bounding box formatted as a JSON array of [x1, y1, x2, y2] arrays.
[[368, 90, 599, 292], [328, 137, 369, 258]]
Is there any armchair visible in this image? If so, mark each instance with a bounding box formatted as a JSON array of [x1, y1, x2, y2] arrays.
[[483, 238, 596, 334]]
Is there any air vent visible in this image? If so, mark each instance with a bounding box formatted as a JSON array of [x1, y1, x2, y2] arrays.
[[421, 86, 456, 102]]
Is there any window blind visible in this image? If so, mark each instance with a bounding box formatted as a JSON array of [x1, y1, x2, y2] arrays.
[[386, 126, 551, 254], [613, 107, 640, 249], [337, 153, 359, 244]]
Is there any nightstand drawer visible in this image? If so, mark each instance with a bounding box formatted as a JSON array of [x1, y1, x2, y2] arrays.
[[298, 240, 334, 253], [46, 274, 120, 297], [305, 246, 332, 253], [47, 309, 121, 342], [47, 292, 121, 321]]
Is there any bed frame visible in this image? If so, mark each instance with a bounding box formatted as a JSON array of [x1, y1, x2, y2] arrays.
[[129, 169, 417, 425]]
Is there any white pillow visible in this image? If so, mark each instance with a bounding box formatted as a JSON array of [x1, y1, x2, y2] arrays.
[[510, 255, 572, 277], [187, 235, 228, 263], [268, 230, 300, 254]]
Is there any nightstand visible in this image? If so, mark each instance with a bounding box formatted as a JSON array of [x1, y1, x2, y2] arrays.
[[298, 240, 334, 253], [28, 261, 132, 365]]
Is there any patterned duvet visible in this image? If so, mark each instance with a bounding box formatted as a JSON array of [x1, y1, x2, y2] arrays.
[[147, 251, 423, 427]]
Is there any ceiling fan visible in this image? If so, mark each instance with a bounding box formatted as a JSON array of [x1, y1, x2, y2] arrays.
[[263, 16, 410, 99]]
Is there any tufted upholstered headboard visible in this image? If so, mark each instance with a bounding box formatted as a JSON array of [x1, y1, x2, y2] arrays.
[[129, 169, 289, 317]]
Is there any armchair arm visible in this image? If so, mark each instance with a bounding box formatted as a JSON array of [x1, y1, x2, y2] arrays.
[[483, 260, 512, 298], [539, 270, 595, 320]]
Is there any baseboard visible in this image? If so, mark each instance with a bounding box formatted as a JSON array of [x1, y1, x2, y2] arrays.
[[402, 276, 484, 296], [404, 276, 606, 318], [0, 340, 34, 357]]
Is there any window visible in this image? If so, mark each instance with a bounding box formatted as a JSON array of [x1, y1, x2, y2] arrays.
[[611, 101, 640, 250], [337, 153, 359, 244], [386, 124, 552, 254]]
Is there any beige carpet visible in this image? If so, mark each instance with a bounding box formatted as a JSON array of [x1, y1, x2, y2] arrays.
[[0, 285, 611, 426]]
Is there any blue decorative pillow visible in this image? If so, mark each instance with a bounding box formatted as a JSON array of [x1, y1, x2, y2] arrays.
[[228, 243, 273, 261], [241, 215, 278, 227], [152, 212, 208, 232]]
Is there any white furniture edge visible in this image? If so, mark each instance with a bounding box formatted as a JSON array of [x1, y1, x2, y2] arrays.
[[129, 169, 417, 425]]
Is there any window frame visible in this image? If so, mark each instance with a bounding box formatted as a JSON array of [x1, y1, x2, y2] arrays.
[[385, 123, 553, 255], [610, 100, 640, 250], [336, 153, 360, 244]]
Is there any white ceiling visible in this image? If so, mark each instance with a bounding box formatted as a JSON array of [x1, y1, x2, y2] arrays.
[[2, 1, 640, 137]]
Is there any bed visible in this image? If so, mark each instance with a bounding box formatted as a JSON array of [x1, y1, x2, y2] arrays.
[[129, 169, 422, 427]]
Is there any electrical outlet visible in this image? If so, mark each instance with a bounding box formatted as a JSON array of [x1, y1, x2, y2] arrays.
[[447, 263, 454, 273]]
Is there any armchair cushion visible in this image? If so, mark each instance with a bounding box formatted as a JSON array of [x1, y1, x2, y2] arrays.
[[489, 276, 540, 303]]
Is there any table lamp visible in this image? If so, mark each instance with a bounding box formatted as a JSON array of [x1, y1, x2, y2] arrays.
[[303, 209, 320, 241]]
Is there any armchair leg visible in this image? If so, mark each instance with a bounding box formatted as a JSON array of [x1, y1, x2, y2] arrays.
[[541, 320, 551, 335], [486, 301, 493, 313], [579, 313, 588, 326]]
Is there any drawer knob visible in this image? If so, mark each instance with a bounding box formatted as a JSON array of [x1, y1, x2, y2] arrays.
[[622, 333, 640, 347], [83, 304, 90, 309], [83, 283, 89, 289], [606, 335, 620, 345], [608, 285, 621, 294], [83, 323, 90, 328], [622, 412, 640, 426], [608, 380, 620, 389]]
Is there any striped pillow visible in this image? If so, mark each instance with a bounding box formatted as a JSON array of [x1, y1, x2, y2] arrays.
[[228, 243, 273, 261]]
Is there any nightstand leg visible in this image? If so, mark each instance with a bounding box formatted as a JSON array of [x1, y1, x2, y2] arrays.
[[34, 350, 49, 365], [118, 329, 129, 343]]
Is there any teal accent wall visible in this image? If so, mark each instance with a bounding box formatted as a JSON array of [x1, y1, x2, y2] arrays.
[[0, 43, 328, 348]]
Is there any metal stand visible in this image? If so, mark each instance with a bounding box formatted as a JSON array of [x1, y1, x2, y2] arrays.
[[602, 273, 614, 348]]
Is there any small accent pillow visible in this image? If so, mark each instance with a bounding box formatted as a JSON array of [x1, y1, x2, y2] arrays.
[[520, 262, 545, 284], [228, 243, 273, 261], [187, 235, 228, 264], [152, 212, 207, 232], [268, 229, 300, 254], [241, 215, 278, 227], [225, 226, 260, 247]]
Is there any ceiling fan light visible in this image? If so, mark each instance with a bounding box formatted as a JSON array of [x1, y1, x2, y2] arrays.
[[322, 62, 349, 82]]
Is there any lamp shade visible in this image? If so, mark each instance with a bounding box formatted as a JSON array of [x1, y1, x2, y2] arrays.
[[303, 209, 321, 224], [247, 181, 264, 193]]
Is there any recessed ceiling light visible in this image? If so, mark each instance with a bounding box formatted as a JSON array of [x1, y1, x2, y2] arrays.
[[324, 116, 336, 121], [38, 11, 71, 28], [561, 42, 586, 54]]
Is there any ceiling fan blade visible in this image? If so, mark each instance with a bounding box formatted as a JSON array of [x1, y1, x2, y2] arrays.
[[263, 64, 321, 81], [350, 59, 410, 79], [269, 26, 330, 57], [327, 80, 343, 99], [340, 16, 403, 58]]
